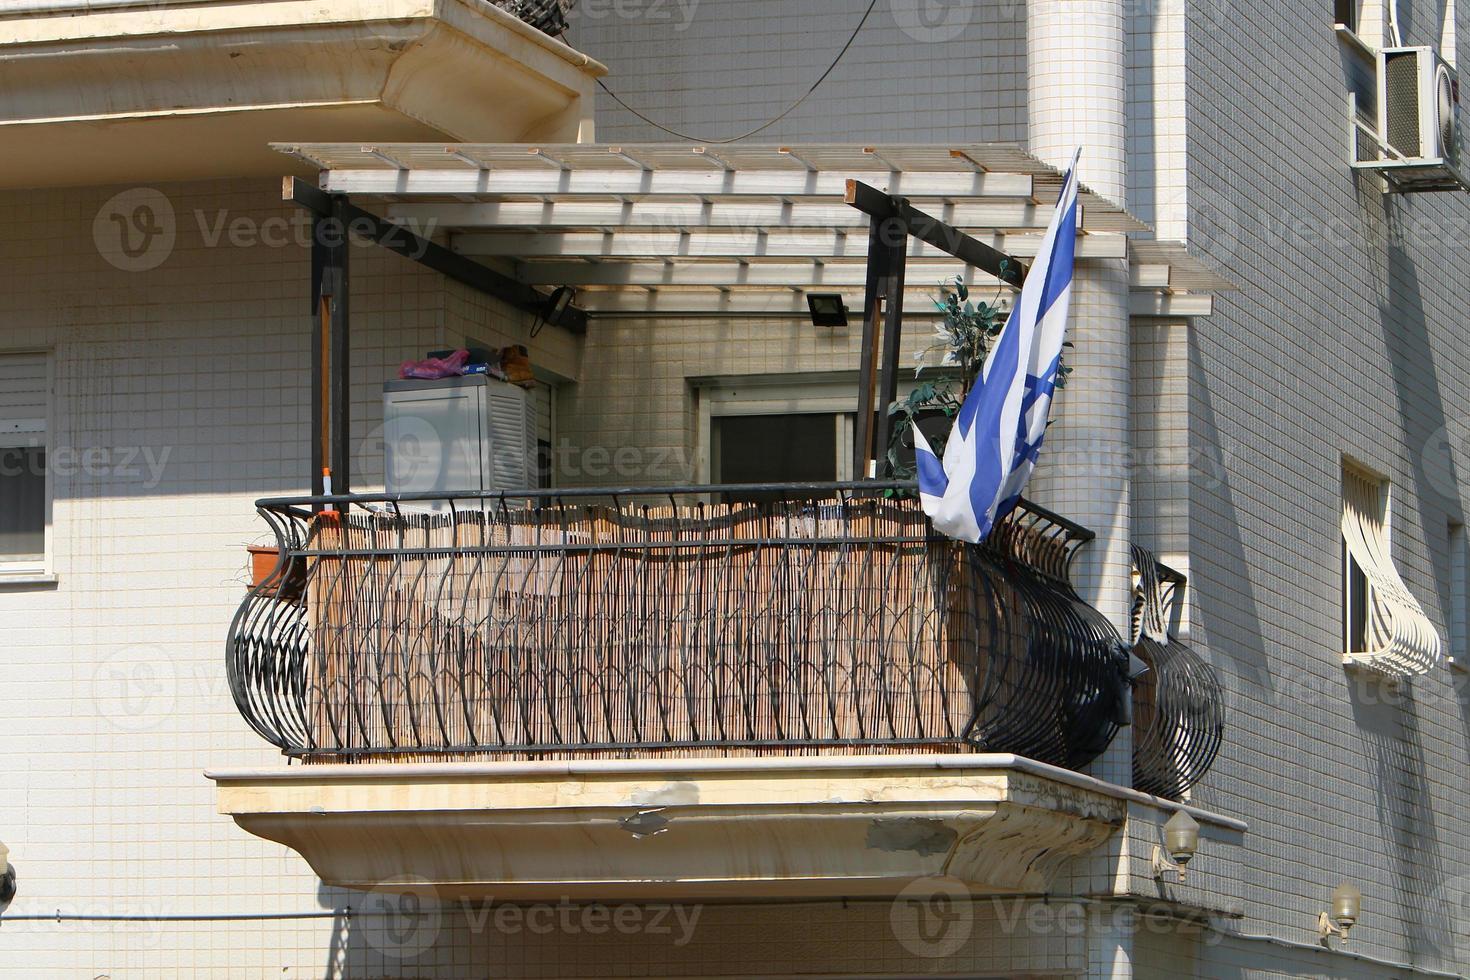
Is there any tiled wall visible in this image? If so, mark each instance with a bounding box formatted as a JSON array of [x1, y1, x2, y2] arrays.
[[576, 0, 1027, 145], [6, 0, 1470, 974], [1176, 0, 1470, 975]]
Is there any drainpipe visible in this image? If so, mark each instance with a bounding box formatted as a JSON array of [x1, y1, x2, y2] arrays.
[[1025, 2, 1133, 973]]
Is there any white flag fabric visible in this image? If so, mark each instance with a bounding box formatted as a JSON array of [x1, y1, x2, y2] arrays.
[[914, 147, 1082, 543]]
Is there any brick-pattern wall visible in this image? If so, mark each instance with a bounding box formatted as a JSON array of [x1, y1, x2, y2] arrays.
[[576, 0, 1027, 145], [1180, 0, 1470, 974]]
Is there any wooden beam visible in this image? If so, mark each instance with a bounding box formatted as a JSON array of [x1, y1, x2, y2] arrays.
[[1129, 292, 1215, 317], [845, 179, 1027, 287], [387, 199, 1079, 233], [513, 260, 999, 290], [573, 290, 995, 317], [321, 168, 1035, 200], [452, 230, 1125, 261], [854, 221, 889, 479], [284, 177, 588, 333]]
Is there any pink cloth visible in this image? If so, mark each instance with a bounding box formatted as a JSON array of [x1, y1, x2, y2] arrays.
[[399, 349, 470, 380]]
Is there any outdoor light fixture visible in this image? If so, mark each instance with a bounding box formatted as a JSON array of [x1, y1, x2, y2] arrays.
[[1319, 882, 1363, 946], [540, 286, 576, 328], [806, 293, 849, 328], [1151, 810, 1201, 882], [0, 840, 15, 913]]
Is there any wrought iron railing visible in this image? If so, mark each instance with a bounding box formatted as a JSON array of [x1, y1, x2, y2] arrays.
[[1129, 546, 1225, 799], [228, 483, 1132, 771], [491, 0, 575, 36]]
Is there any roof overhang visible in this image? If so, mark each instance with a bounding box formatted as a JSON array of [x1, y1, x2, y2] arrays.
[[274, 141, 1233, 320], [0, 0, 606, 189]]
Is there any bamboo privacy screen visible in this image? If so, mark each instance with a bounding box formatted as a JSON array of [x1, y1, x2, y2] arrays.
[[228, 489, 1130, 771]]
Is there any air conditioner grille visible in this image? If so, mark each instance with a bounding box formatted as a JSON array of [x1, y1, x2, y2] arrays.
[[1385, 51, 1424, 157]]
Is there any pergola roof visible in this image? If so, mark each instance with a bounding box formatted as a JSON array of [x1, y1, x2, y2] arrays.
[[274, 142, 1232, 319]]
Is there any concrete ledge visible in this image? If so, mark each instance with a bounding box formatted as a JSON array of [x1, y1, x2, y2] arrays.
[[208, 754, 1242, 902], [0, 0, 606, 188]]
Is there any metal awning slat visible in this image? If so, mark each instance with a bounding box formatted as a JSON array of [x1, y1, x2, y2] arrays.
[[515, 259, 998, 290], [454, 231, 1127, 261], [386, 199, 1138, 235], [315, 167, 1037, 201]]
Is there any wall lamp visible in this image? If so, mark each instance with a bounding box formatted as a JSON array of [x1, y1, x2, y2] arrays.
[[1151, 810, 1201, 882], [1319, 882, 1362, 946], [0, 841, 15, 914], [807, 293, 849, 328], [531, 285, 576, 338]]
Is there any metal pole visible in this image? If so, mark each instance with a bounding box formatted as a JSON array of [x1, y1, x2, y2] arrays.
[[309, 216, 326, 499], [328, 196, 351, 497]]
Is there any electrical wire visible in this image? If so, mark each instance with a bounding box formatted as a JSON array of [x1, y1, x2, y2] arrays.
[[586, 0, 880, 144]]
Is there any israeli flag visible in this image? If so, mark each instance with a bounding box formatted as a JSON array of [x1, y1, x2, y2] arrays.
[[914, 148, 1082, 543]]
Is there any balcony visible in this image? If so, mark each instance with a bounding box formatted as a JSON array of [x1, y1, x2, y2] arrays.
[[209, 484, 1234, 900], [227, 484, 1130, 769]]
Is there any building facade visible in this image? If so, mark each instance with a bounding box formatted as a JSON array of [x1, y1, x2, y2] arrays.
[[1, 1, 1468, 978]]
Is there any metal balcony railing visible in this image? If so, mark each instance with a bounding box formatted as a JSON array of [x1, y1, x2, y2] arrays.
[[228, 483, 1134, 771], [1129, 546, 1225, 799], [491, 0, 575, 36]]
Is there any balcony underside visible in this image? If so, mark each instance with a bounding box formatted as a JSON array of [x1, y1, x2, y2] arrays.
[[0, 0, 603, 188], [208, 754, 1127, 901]]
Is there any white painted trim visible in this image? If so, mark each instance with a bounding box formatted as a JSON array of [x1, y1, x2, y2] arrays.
[[0, 348, 53, 579]]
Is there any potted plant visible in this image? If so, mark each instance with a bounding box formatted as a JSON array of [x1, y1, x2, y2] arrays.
[[246, 543, 306, 602], [885, 271, 1071, 481]]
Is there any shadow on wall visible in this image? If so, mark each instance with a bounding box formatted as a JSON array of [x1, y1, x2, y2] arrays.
[[1349, 685, 1457, 964], [1372, 224, 1470, 971], [1185, 326, 1272, 699]]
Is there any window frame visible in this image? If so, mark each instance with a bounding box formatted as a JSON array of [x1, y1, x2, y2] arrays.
[[694, 373, 956, 484], [1341, 461, 1388, 657], [0, 348, 54, 583]]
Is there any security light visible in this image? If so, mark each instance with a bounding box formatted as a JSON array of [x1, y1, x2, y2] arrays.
[[542, 286, 576, 327], [807, 293, 849, 328], [1151, 810, 1201, 882]]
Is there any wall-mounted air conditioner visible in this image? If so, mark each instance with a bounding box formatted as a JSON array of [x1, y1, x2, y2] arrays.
[[1353, 45, 1470, 192], [383, 375, 538, 497]]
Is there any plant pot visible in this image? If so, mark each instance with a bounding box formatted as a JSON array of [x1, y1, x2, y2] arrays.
[[247, 545, 306, 602]]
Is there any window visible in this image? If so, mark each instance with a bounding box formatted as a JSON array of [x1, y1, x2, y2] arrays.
[[713, 414, 840, 485], [1339, 460, 1441, 674], [697, 374, 958, 488], [0, 352, 49, 573], [1335, 0, 1359, 31]]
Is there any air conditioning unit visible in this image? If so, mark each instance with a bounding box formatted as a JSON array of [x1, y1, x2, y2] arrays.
[[383, 375, 539, 498], [1354, 45, 1470, 192]]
